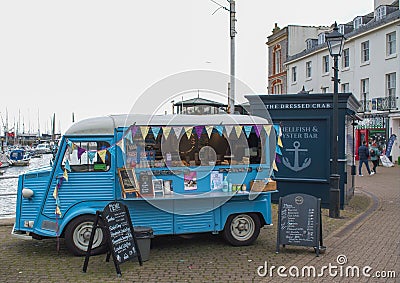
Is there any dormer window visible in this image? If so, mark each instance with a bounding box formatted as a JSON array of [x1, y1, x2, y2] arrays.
[[318, 33, 326, 45], [306, 39, 314, 50], [354, 17, 363, 29], [376, 6, 387, 20]]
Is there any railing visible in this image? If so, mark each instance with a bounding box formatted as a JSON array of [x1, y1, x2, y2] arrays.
[[358, 96, 397, 113]]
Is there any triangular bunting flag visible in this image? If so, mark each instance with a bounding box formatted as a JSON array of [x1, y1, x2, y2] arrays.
[[215, 125, 223, 136], [276, 145, 282, 155], [173, 126, 183, 139], [163, 127, 171, 139], [184, 127, 193, 139], [151, 127, 161, 138], [234, 126, 242, 138], [70, 143, 76, 154], [55, 206, 62, 216], [140, 126, 149, 138], [273, 125, 281, 137], [254, 125, 262, 138], [243, 126, 252, 138], [263, 125, 272, 136], [52, 186, 58, 199], [195, 126, 203, 139], [117, 139, 125, 153], [273, 160, 278, 171], [277, 136, 283, 147], [125, 130, 133, 144], [87, 151, 96, 163], [77, 147, 86, 160], [65, 149, 71, 161], [67, 140, 72, 148], [131, 126, 138, 138], [63, 169, 69, 181], [275, 155, 281, 163], [205, 126, 213, 138], [64, 160, 71, 172], [108, 146, 115, 156], [98, 149, 107, 163], [225, 125, 233, 137]]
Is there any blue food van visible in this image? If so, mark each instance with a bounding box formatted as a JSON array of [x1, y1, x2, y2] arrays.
[[12, 114, 277, 255]]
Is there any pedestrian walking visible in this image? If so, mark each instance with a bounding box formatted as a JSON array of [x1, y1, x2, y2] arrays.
[[369, 142, 380, 173], [358, 140, 374, 176]]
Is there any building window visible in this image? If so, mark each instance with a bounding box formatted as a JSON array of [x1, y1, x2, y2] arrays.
[[342, 48, 350, 68], [318, 33, 326, 45], [321, 87, 329, 93], [341, 83, 349, 93], [361, 41, 369, 63], [322, 55, 329, 73], [306, 61, 312, 78], [361, 78, 369, 102], [386, 32, 396, 56], [291, 66, 297, 83], [376, 6, 387, 20], [354, 17, 363, 29], [272, 81, 283, 94], [273, 47, 282, 75], [386, 73, 396, 97]]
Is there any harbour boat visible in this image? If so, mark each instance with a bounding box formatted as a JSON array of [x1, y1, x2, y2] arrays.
[[9, 149, 30, 166], [34, 143, 52, 154], [0, 153, 10, 168]]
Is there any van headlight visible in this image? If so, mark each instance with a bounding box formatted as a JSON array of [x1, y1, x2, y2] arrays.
[[22, 188, 34, 198]]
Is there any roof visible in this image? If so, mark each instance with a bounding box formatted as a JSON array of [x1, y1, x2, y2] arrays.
[[65, 114, 272, 136], [173, 97, 225, 106]]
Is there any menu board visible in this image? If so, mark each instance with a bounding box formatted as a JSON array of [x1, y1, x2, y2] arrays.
[[102, 202, 140, 264], [276, 193, 322, 254], [138, 172, 154, 196]]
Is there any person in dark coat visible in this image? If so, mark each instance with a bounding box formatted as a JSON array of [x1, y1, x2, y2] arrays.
[[358, 140, 374, 176]]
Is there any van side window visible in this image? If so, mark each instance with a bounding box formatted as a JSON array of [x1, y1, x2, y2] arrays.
[[62, 141, 111, 172]]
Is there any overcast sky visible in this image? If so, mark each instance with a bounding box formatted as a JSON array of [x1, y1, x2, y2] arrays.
[[0, 0, 372, 135]]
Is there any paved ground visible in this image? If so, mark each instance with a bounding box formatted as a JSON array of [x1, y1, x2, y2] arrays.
[[0, 164, 398, 282]]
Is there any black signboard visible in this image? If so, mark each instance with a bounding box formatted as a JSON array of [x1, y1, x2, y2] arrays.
[[118, 168, 139, 198], [83, 202, 142, 276], [276, 193, 324, 256], [138, 172, 154, 196]]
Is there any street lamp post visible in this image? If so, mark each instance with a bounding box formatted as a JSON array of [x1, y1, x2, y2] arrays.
[[325, 22, 345, 218]]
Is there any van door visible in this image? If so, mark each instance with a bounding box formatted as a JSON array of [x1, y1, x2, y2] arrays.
[[42, 138, 115, 219]]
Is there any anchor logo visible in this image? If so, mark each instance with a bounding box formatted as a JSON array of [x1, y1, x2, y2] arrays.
[[282, 141, 311, 172]]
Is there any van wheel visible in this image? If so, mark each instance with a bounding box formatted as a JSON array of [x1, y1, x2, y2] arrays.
[[223, 213, 261, 246], [65, 215, 107, 256]]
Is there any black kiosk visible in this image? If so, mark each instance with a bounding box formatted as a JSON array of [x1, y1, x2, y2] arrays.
[[246, 93, 361, 208]]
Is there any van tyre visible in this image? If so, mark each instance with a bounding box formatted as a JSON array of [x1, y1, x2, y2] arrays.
[[223, 213, 261, 246], [65, 215, 107, 256]]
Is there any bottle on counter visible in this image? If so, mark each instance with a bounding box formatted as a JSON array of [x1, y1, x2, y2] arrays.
[[222, 176, 228, 192]]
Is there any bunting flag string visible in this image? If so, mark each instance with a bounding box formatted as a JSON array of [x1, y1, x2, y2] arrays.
[[64, 123, 282, 171]]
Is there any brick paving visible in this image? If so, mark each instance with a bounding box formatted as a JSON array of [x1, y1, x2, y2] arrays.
[[0, 164, 398, 282]]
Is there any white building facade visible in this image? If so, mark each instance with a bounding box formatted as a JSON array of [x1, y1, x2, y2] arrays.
[[284, 0, 399, 161]]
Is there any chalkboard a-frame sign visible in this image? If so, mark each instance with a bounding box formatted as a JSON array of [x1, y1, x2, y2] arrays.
[[83, 202, 142, 276], [276, 193, 324, 256]]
